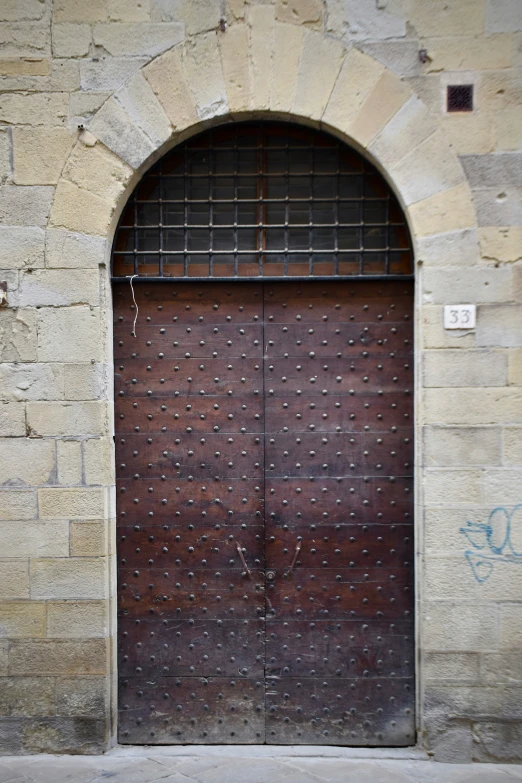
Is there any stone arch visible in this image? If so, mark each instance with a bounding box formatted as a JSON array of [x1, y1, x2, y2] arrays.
[[47, 24, 479, 268]]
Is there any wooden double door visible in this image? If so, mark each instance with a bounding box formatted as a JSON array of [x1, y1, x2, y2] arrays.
[[114, 280, 415, 745]]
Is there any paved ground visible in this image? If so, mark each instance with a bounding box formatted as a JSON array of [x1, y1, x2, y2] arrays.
[[0, 747, 522, 783]]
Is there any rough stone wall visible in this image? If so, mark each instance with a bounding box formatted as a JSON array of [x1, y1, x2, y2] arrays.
[[0, 0, 521, 761]]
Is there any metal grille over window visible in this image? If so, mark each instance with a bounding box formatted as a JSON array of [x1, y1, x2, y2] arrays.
[[112, 122, 413, 280]]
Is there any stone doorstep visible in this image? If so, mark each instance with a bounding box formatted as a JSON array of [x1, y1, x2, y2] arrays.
[[105, 745, 430, 759]]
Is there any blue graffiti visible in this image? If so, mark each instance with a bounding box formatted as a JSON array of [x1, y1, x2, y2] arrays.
[[460, 504, 522, 583]]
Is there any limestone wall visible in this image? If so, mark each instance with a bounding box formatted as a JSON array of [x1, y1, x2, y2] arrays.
[[0, 0, 521, 761]]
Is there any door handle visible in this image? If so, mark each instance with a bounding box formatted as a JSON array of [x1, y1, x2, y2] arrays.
[[283, 540, 302, 577], [236, 542, 251, 578]]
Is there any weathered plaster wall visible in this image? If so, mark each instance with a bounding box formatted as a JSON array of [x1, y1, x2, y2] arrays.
[[0, 0, 521, 762]]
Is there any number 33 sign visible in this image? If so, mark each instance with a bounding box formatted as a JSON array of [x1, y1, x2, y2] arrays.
[[444, 304, 476, 329]]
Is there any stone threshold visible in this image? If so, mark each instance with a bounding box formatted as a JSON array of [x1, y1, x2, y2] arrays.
[[108, 744, 429, 760]]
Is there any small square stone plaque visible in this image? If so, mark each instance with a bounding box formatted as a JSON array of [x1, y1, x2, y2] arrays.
[[444, 304, 476, 329]]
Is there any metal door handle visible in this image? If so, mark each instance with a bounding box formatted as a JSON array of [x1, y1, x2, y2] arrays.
[[284, 540, 302, 577], [236, 543, 251, 578]]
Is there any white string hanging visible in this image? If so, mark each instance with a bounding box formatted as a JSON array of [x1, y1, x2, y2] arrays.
[[129, 274, 138, 337]]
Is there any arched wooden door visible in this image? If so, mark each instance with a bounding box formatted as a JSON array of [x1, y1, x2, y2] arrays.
[[113, 123, 415, 746]]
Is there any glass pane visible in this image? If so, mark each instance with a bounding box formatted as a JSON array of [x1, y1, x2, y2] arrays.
[[312, 227, 335, 250], [363, 226, 387, 250], [214, 150, 234, 175], [162, 177, 184, 200], [339, 202, 361, 224], [163, 203, 184, 225], [338, 227, 360, 250], [188, 203, 209, 224], [163, 229, 184, 252], [265, 176, 285, 199], [213, 203, 234, 225], [188, 229, 210, 251], [339, 175, 363, 199], [213, 228, 234, 250], [363, 201, 388, 224], [288, 202, 309, 223], [265, 228, 285, 250], [288, 227, 308, 250], [238, 228, 257, 251], [265, 203, 285, 224], [136, 229, 159, 251], [213, 177, 234, 200], [313, 201, 335, 223]]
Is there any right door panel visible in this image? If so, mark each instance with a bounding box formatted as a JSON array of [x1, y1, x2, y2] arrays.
[[263, 281, 415, 746]]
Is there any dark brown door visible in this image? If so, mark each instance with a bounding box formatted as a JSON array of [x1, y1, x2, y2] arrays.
[[114, 280, 415, 746]]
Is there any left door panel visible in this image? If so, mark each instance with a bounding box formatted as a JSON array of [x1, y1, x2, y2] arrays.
[[114, 282, 266, 744]]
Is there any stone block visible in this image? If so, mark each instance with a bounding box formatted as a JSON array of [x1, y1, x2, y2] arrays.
[[0, 489, 36, 520], [64, 363, 108, 401], [80, 56, 148, 91], [323, 48, 384, 136], [45, 229, 106, 270], [423, 426, 502, 467], [343, 69, 411, 149], [0, 402, 27, 436], [271, 23, 305, 112], [89, 97, 154, 170], [49, 180, 115, 237], [326, 0, 406, 40], [183, 32, 228, 120], [410, 182, 476, 236], [115, 70, 172, 148], [472, 721, 522, 763], [70, 521, 107, 557], [426, 34, 512, 72], [482, 652, 522, 684], [417, 229, 480, 269], [108, 0, 151, 22], [0, 58, 50, 77], [20, 716, 108, 754], [424, 469, 483, 504], [388, 131, 465, 206], [0, 560, 29, 599], [275, 0, 322, 28], [27, 401, 106, 437], [422, 349, 508, 387], [509, 348, 522, 384], [424, 388, 522, 425], [426, 684, 518, 717], [486, 0, 522, 32], [495, 106, 522, 151], [425, 507, 489, 553], [56, 677, 107, 718], [219, 23, 251, 114], [441, 112, 495, 155], [0, 186, 53, 227], [462, 153, 522, 189], [424, 652, 480, 682], [0, 309, 37, 362], [248, 5, 275, 112], [54, 0, 108, 22], [0, 92, 68, 126], [0, 678, 55, 717], [93, 22, 184, 57], [0, 642, 7, 675], [369, 95, 437, 170], [292, 30, 345, 120], [0, 602, 46, 639], [20, 269, 100, 308], [83, 438, 113, 485], [38, 487, 104, 519], [0, 227, 45, 269], [63, 142, 133, 206], [503, 427, 522, 465], [175, 0, 222, 34], [359, 40, 420, 78], [0, 127, 10, 184], [473, 187, 522, 227], [0, 23, 51, 58], [0, 59, 80, 93], [483, 468, 522, 503], [37, 306, 101, 363], [422, 305, 477, 349], [409, 0, 484, 36], [144, 46, 198, 131], [479, 227, 522, 263], [70, 91, 111, 120], [30, 558, 107, 600], [476, 305, 522, 347], [52, 23, 92, 57], [0, 718, 23, 753], [423, 601, 498, 650], [0, 437, 56, 485], [57, 440, 82, 485], [9, 639, 108, 676], [426, 555, 522, 601], [1, 522, 69, 558], [47, 601, 107, 639], [0, 0, 48, 21], [500, 604, 522, 650]]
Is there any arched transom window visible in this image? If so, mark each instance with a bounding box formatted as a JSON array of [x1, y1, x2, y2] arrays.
[[112, 122, 413, 280]]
